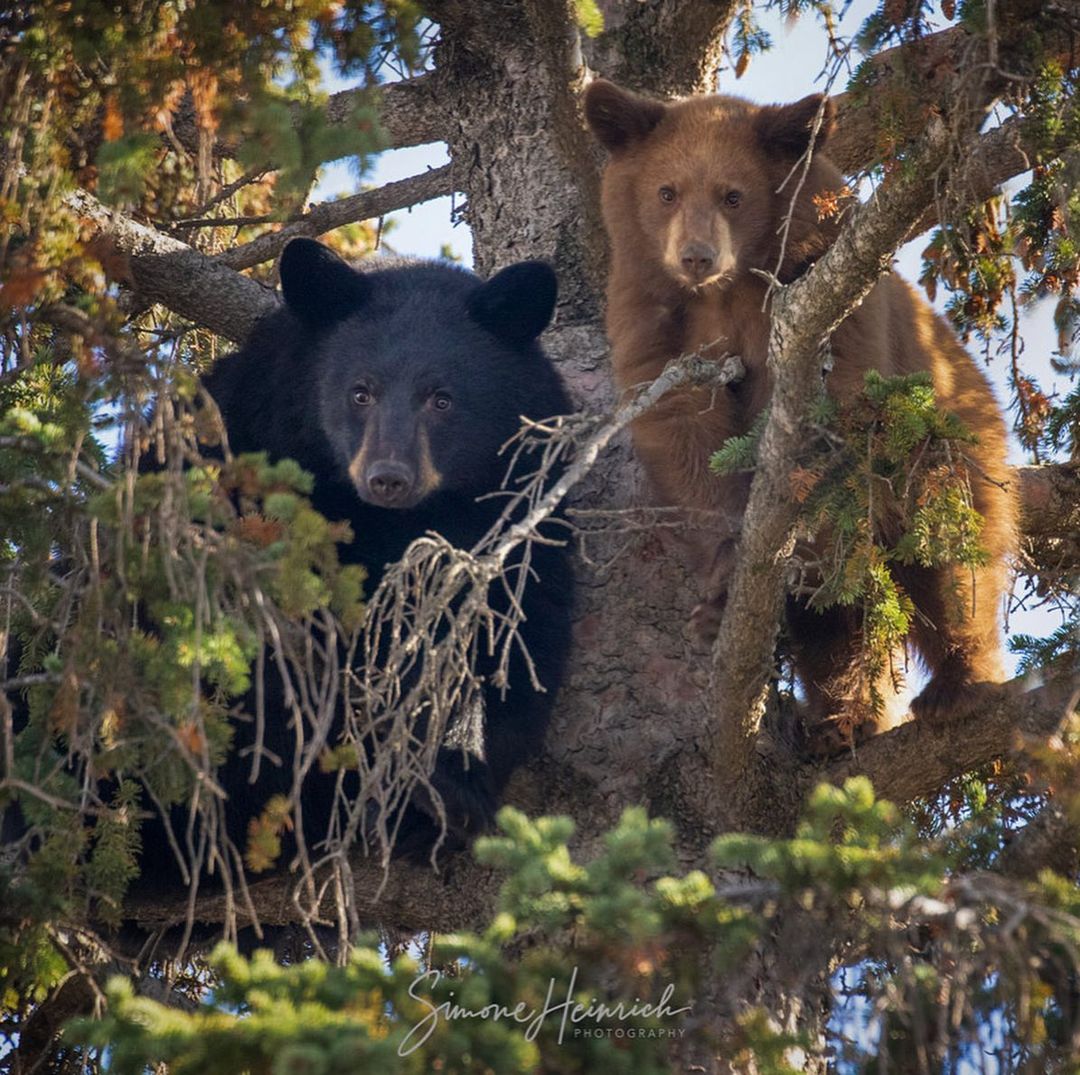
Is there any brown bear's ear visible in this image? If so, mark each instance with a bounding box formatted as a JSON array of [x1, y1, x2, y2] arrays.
[[755, 94, 835, 158], [584, 79, 666, 153]]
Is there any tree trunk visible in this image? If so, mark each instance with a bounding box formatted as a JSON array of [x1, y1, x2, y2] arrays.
[[427, 1, 743, 846], [423, 6, 835, 1068]]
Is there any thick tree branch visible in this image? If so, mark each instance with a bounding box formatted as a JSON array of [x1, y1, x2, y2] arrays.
[[120, 661, 1079, 935], [327, 74, 443, 150], [1017, 461, 1080, 587], [1018, 463, 1080, 546], [817, 674, 1080, 805], [999, 803, 1080, 879], [827, 6, 1079, 176], [588, 0, 740, 97], [173, 75, 444, 162], [65, 189, 277, 342], [906, 114, 1032, 236], [65, 164, 456, 341], [127, 853, 502, 932], [215, 164, 456, 272]]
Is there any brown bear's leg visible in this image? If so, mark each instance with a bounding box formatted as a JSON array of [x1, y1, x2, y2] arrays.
[[894, 560, 1006, 722], [785, 597, 900, 757], [898, 443, 1013, 720], [687, 537, 738, 649]]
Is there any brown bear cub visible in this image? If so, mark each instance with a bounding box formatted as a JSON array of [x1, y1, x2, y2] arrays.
[[584, 79, 1015, 750]]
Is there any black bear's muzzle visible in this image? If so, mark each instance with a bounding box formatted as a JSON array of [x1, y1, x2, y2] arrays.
[[364, 459, 417, 508]]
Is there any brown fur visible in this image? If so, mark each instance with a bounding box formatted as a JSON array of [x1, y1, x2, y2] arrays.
[[584, 80, 1016, 748]]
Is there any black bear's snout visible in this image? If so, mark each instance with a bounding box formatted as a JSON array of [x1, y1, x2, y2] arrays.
[[365, 460, 416, 506]]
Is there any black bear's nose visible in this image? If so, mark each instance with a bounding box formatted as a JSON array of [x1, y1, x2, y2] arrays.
[[366, 461, 415, 505], [680, 242, 717, 279]]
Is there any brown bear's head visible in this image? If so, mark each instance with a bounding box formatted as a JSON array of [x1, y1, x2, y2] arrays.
[[584, 80, 837, 291]]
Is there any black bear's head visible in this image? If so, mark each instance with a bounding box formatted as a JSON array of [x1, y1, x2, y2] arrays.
[[279, 238, 562, 510]]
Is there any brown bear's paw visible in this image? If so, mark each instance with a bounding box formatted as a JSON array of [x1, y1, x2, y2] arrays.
[[910, 673, 997, 723], [799, 714, 863, 761], [687, 593, 727, 652], [798, 706, 895, 761]]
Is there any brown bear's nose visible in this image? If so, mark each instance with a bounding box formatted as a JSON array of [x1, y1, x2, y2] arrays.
[[680, 242, 717, 280], [366, 460, 415, 505]]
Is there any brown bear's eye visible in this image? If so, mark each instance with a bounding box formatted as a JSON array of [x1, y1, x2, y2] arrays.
[[351, 385, 373, 407], [431, 391, 453, 412], [658, 186, 676, 204], [725, 190, 742, 208]]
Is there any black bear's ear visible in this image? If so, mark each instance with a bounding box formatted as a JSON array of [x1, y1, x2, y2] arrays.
[[279, 238, 370, 326], [755, 94, 835, 158], [584, 79, 667, 153], [467, 261, 557, 346]]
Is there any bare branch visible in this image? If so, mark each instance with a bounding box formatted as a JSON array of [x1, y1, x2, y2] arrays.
[[497, 356, 746, 556], [215, 164, 456, 272], [113, 351, 743, 935], [332, 351, 744, 885]]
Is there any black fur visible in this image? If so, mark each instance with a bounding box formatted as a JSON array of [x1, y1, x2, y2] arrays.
[[137, 240, 574, 878]]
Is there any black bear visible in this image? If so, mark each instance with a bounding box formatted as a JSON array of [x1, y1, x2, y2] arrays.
[[139, 237, 574, 879]]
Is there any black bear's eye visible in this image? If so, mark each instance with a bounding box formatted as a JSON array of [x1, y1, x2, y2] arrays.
[[724, 190, 742, 208], [431, 391, 453, 412], [351, 385, 373, 406], [658, 186, 676, 205]]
